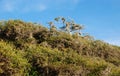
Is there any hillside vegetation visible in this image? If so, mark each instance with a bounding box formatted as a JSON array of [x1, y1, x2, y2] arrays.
[[0, 19, 120, 76]]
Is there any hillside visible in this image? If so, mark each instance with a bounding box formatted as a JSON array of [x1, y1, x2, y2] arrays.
[[0, 19, 120, 76]]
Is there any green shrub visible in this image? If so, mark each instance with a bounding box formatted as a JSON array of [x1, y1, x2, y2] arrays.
[[0, 41, 30, 76], [0, 20, 120, 76]]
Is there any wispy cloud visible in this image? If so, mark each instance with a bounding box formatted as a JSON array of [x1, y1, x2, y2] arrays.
[[37, 4, 47, 11], [49, 0, 80, 9], [0, 0, 47, 12], [107, 40, 120, 46], [0, 0, 81, 13], [105, 39, 120, 46], [3, 2, 14, 12], [73, 0, 81, 4], [21, 3, 47, 13], [0, 0, 16, 12]]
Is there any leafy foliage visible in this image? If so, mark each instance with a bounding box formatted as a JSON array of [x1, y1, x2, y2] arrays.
[[0, 19, 120, 76]]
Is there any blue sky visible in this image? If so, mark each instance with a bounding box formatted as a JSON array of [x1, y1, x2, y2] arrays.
[[0, 0, 120, 46]]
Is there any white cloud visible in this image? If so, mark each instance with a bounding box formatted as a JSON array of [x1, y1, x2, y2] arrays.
[[3, 2, 14, 12], [42, 0, 81, 10], [73, 0, 80, 4], [105, 39, 120, 46], [53, 0, 80, 4], [0, 0, 81, 13], [0, 0, 16, 12], [21, 3, 47, 13], [37, 4, 47, 11]]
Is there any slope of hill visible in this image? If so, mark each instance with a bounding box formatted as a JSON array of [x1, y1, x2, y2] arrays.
[[0, 20, 120, 76]]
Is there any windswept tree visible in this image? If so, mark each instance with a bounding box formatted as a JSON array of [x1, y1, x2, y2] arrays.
[[48, 22, 54, 27], [61, 17, 66, 24], [71, 23, 84, 35], [82, 33, 94, 40], [54, 17, 61, 22], [48, 21, 57, 36], [54, 17, 83, 35], [60, 22, 71, 33]]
